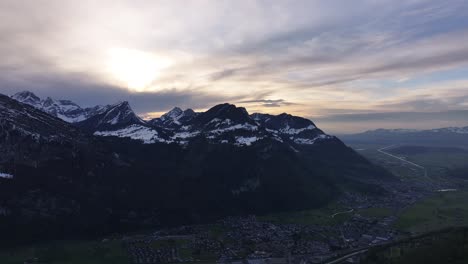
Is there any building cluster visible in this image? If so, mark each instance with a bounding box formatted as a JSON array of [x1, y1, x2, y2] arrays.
[[116, 167, 460, 264], [123, 239, 181, 264], [338, 215, 398, 248]]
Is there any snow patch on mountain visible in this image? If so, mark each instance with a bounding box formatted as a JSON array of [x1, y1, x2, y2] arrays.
[[279, 124, 316, 135], [0, 172, 13, 179], [109, 112, 121, 125], [294, 134, 332, 145], [94, 125, 166, 144], [172, 131, 201, 139], [57, 114, 87, 123], [208, 118, 234, 127], [235, 136, 261, 146], [364, 127, 468, 135], [429, 127, 468, 134], [209, 123, 258, 134]]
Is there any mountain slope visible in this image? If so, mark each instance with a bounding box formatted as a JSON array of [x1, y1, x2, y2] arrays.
[[76, 101, 145, 132], [75, 101, 173, 143], [252, 112, 332, 145], [0, 93, 395, 245], [0, 94, 83, 143]]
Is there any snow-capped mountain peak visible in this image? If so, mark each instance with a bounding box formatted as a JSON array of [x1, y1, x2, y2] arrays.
[[11, 91, 42, 107], [150, 107, 197, 129], [161, 107, 183, 121], [249, 112, 327, 145], [10, 91, 109, 123], [0, 93, 82, 141], [77, 100, 146, 133], [194, 103, 252, 127], [104, 101, 144, 125]]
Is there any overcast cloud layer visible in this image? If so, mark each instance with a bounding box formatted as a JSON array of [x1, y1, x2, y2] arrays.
[[1, 0, 468, 133]]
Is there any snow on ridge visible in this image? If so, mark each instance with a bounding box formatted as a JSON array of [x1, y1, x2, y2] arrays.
[[171, 111, 186, 124], [235, 136, 261, 146], [0, 172, 13, 179], [172, 131, 200, 140], [207, 118, 222, 125], [56, 114, 87, 123], [108, 112, 121, 125], [279, 124, 316, 135], [429, 127, 468, 134], [207, 118, 233, 127], [209, 123, 258, 134], [294, 134, 331, 145], [94, 125, 166, 144], [389, 129, 420, 133], [265, 128, 278, 134], [43, 100, 81, 114]]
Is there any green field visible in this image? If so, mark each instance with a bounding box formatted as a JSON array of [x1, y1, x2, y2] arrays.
[[352, 145, 427, 181], [353, 143, 468, 181], [407, 152, 468, 169], [0, 240, 128, 264], [363, 227, 468, 264], [351, 143, 468, 234], [258, 203, 352, 226], [399, 150, 468, 183], [358, 207, 394, 218], [395, 190, 468, 233]]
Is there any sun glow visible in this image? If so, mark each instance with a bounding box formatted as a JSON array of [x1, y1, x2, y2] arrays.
[[106, 48, 172, 92]]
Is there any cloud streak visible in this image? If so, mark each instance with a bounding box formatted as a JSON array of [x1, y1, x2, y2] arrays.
[[237, 99, 297, 108]]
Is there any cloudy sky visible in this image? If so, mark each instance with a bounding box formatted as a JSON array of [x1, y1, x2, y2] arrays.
[[1, 0, 468, 133]]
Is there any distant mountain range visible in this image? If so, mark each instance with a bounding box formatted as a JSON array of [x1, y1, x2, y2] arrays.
[[11, 91, 109, 123], [340, 127, 468, 147], [1, 91, 393, 244]]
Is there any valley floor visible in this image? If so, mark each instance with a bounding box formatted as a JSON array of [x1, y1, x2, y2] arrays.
[[2, 143, 468, 264]]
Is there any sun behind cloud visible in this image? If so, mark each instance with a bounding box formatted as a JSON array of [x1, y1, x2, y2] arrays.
[[106, 47, 172, 92]]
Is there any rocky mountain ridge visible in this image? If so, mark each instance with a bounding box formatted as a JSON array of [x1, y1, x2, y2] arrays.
[[12, 91, 334, 147], [12, 91, 109, 123]]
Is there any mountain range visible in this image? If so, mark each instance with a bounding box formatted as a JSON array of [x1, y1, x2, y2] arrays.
[[340, 127, 468, 147], [12, 91, 334, 147], [11, 91, 109, 123], [1, 91, 394, 244]]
